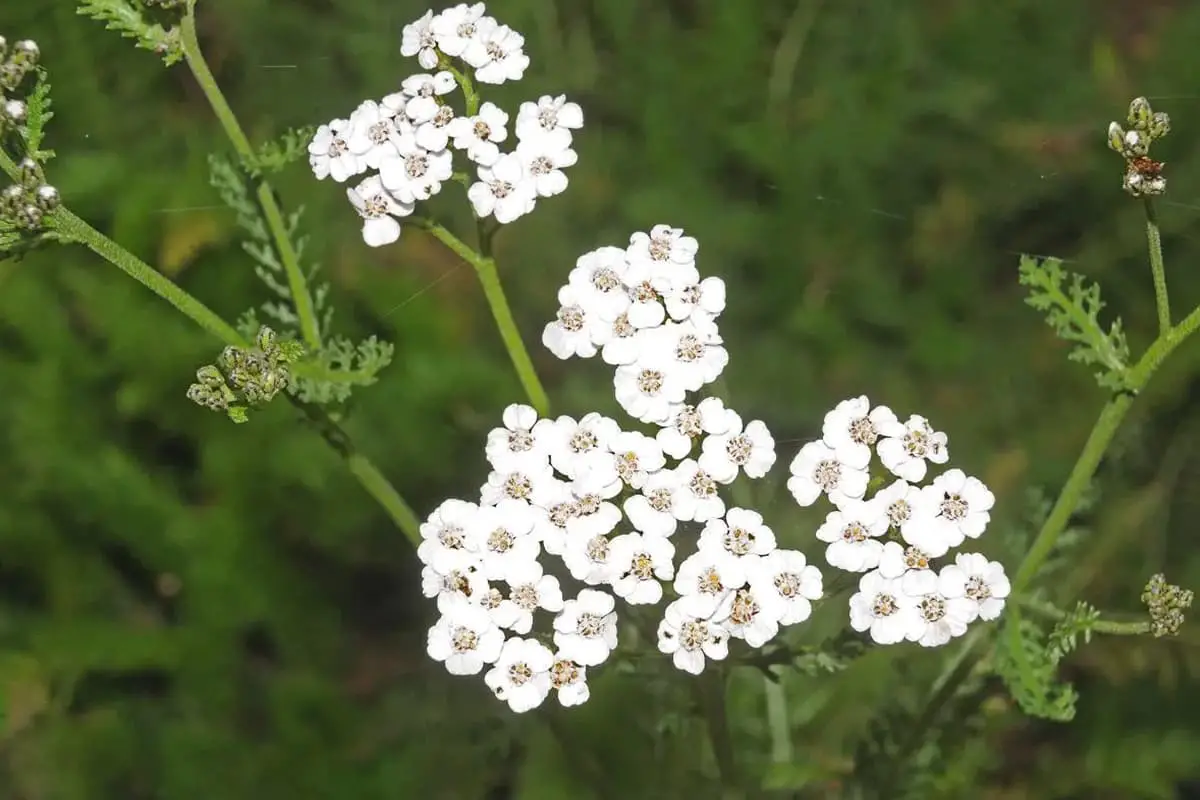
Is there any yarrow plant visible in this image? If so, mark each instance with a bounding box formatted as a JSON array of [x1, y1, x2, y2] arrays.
[[2, 0, 1197, 790]]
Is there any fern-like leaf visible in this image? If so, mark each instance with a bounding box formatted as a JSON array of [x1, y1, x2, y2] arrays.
[[243, 126, 317, 178], [19, 70, 55, 162], [994, 609, 1078, 721], [1018, 255, 1131, 391], [77, 0, 184, 65], [290, 335, 395, 405]]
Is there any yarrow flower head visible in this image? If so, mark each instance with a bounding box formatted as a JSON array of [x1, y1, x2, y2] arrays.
[[791, 396, 1011, 648], [307, 4, 583, 246]]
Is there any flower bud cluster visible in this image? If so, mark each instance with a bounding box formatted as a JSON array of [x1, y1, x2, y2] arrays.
[[1, 156, 58, 232], [1107, 97, 1171, 197], [0, 36, 39, 129], [306, 4, 581, 247], [789, 397, 1011, 647], [420, 227, 829, 713], [186, 327, 304, 423], [1141, 573, 1193, 638]]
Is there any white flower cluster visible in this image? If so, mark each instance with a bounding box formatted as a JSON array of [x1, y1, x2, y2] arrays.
[[421, 227, 825, 712], [789, 396, 1011, 647], [307, 4, 582, 246]]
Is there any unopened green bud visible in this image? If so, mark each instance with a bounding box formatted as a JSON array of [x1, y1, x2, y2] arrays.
[[1148, 111, 1170, 140], [34, 184, 59, 212], [195, 364, 227, 389], [1127, 96, 1152, 130], [1, 183, 23, 214], [15, 204, 41, 230], [17, 157, 42, 188], [11, 39, 38, 67], [256, 325, 277, 353]]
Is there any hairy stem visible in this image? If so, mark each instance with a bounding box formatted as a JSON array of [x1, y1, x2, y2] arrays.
[[179, 6, 322, 352], [1143, 197, 1171, 336], [1020, 598, 1151, 635], [414, 217, 550, 415]]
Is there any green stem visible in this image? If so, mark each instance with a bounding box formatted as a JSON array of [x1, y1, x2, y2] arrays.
[[1144, 197, 1171, 336], [179, 6, 322, 352], [414, 217, 550, 416], [1020, 598, 1151, 635], [695, 667, 745, 799]]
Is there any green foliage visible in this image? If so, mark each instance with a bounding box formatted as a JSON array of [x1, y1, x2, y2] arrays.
[[186, 325, 304, 423], [995, 611, 1079, 722], [1046, 601, 1101, 660], [19, 69, 55, 161], [1018, 255, 1132, 391], [243, 125, 316, 178], [76, 0, 184, 65]]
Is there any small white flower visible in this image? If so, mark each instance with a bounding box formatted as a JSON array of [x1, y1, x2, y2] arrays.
[[657, 397, 739, 459], [625, 225, 700, 290], [309, 119, 363, 183], [787, 440, 870, 507], [414, 104, 456, 152], [562, 533, 618, 586], [821, 396, 899, 468], [553, 589, 619, 666], [346, 100, 401, 169], [672, 459, 725, 523], [470, 499, 540, 580], [380, 92, 416, 136], [543, 412, 620, 478], [563, 491, 622, 541], [848, 570, 916, 645], [591, 312, 643, 366], [379, 133, 452, 204], [608, 431, 666, 490], [874, 479, 931, 548], [714, 585, 781, 648], [484, 637, 554, 712], [345, 175, 413, 248], [664, 276, 726, 323], [469, 153, 536, 224], [464, 19, 530, 84], [608, 532, 675, 605], [417, 498, 481, 573], [480, 462, 562, 507], [641, 320, 727, 392], [549, 654, 590, 707], [749, 549, 823, 625], [567, 246, 631, 321], [625, 278, 668, 329], [400, 10, 441, 70], [485, 403, 554, 472], [495, 560, 564, 634], [815, 497, 889, 572], [426, 597, 505, 675], [515, 94, 584, 147], [400, 71, 458, 123], [876, 540, 936, 580], [877, 414, 949, 483], [543, 284, 601, 359], [939, 553, 1010, 621], [697, 508, 777, 563], [624, 469, 686, 538], [447, 101, 509, 166], [700, 416, 776, 483], [919, 468, 995, 546], [530, 489, 580, 557], [568, 450, 623, 501], [613, 361, 687, 425], [421, 563, 489, 613], [902, 573, 976, 648], [430, 3, 488, 57], [674, 549, 745, 617], [657, 599, 730, 675], [516, 138, 577, 198]]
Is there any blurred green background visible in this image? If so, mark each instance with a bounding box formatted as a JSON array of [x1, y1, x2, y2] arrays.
[[2, 0, 1200, 797]]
